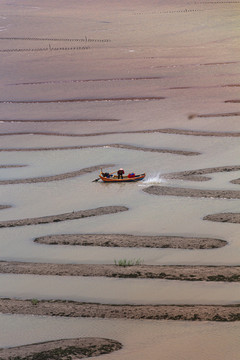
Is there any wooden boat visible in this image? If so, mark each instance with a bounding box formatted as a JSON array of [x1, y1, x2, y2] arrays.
[[99, 171, 145, 183]]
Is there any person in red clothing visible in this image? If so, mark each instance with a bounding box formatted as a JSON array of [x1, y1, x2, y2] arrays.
[[117, 168, 125, 179]]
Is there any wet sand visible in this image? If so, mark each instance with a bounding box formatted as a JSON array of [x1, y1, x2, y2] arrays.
[[1, 0, 240, 356], [34, 233, 227, 249], [0, 164, 114, 185], [0, 337, 122, 360], [0, 206, 128, 228], [0, 262, 239, 282], [143, 186, 240, 199], [0, 298, 239, 322], [204, 213, 240, 224]]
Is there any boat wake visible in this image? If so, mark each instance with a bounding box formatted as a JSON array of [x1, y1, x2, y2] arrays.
[[141, 172, 164, 186]]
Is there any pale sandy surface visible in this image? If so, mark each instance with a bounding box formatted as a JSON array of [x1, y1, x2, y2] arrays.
[[0, 337, 122, 360], [35, 233, 227, 249], [0, 262, 239, 282]]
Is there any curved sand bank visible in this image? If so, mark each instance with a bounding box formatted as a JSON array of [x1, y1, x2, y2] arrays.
[[34, 233, 227, 249], [0, 337, 122, 360], [0, 164, 114, 185], [1, 128, 240, 137], [0, 144, 200, 156], [0, 262, 239, 282], [0, 206, 128, 228], [204, 213, 240, 224], [163, 165, 240, 182], [143, 186, 240, 199], [0, 96, 165, 104], [0, 298, 239, 322]]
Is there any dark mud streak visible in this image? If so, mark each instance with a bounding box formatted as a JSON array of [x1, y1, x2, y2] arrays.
[[0, 96, 165, 104], [231, 178, 240, 184], [0, 205, 11, 210], [193, 112, 240, 118], [0, 164, 114, 185], [0, 119, 119, 122], [1, 128, 240, 137], [1, 262, 238, 282], [225, 100, 240, 103], [0, 299, 239, 322], [0, 164, 27, 168], [34, 233, 227, 250], [143, 186, 240, 199], [0, 37, 111, 42], [204, 213, 240, 224], [163, 165, 240, 182], [0, 337, 122, 360], [0, 144, 200, 156], [9, 76, 164, 86], [0, 206, 128, 228]]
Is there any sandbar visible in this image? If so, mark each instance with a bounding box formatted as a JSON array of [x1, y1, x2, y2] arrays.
[[0, 298, 239, 322], [204, 213, 240, 224], [143, 186, 240, 199], [162, 165, 240, 182], [0, 164, 114, 185], [34, 233, 227, 249], [0, 262, 238, 282], [0, 337, 122, 360], [0, 206, 128, 228]]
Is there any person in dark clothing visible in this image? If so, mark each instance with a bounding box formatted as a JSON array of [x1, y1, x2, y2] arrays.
[[117, 168, 125, 179]]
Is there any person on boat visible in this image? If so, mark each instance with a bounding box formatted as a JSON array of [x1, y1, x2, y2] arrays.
[[128, 172, 135, 178], [117, 168, 125, 179]]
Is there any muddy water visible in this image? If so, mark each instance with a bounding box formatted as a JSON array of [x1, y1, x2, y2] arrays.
[[0, 314, 240, 360], [0, 0, 240, 356], [0, 274, 240, 304]]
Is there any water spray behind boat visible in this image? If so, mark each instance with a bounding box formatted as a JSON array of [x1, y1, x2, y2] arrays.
[[141, 172, 164, 185]]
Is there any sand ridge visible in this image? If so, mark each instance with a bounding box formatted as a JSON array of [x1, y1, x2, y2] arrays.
[[34, 233, 227, 249], [1, 128, 240, 137], [0, 144, 200, 156], [0, 205, 11, 210], [0, 298, 239, 322], [0, 164, 114, 185], [162, 165, 240, 182], [0, 337, 122, 360], [143, 186, 240, 199], [0, 206, 128, 228], [0, 262, 239, 282], [204, 213, 240, 223]]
